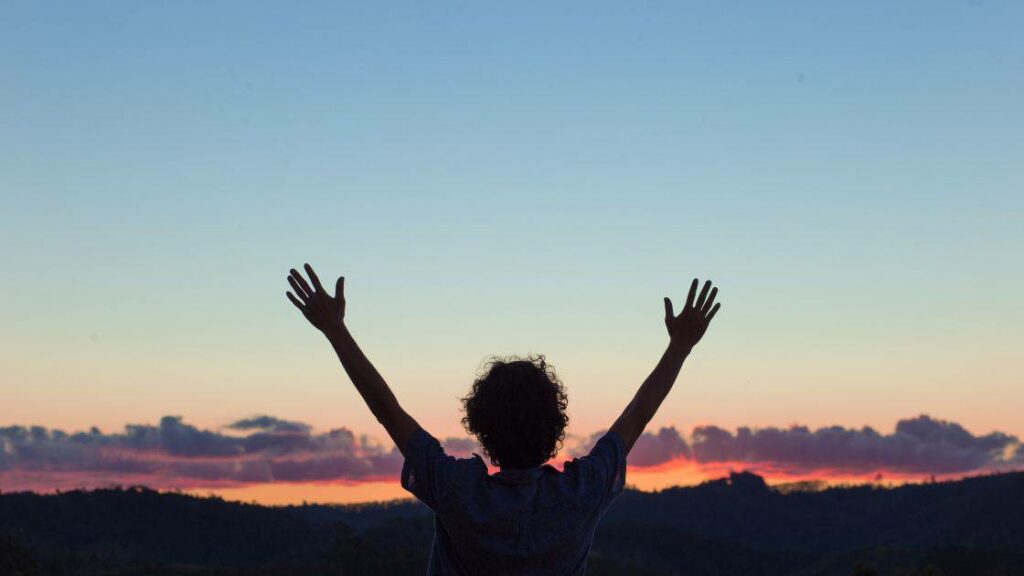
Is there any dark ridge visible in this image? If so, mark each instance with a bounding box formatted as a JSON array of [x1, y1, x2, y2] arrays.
[[1, 472, 1022, 576]]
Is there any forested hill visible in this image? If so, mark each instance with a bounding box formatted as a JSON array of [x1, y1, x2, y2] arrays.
[[2, 471, 1023, 576]]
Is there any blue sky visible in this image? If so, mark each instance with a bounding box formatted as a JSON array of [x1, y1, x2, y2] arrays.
[[1, 2, 1022, 445]]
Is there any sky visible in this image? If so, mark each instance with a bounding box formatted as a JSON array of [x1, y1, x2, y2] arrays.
[[1, 1, 1022, 504]]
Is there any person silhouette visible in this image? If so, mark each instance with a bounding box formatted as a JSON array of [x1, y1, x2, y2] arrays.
[[287, 265, 720, 576]]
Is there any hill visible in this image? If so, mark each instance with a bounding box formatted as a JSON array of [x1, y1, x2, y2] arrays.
[[2, 471, 1022, 575]]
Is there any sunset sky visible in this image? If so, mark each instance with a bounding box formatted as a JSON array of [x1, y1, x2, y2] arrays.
[[2, 2, 1022, 504]]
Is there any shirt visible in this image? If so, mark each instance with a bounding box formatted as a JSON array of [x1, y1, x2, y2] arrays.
[[401, 428, 627, 576]]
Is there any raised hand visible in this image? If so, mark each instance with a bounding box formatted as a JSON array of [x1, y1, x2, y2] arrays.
[[286, 264, 346, 333], [663, 279, 721, 349]]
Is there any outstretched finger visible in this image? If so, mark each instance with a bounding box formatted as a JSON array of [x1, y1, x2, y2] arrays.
[[701, 287, 718, 315], [290, 268, 314, 298], [706, 302, 721, 323], [685, 279, 698, 309], [335, 276, 345, 298], [304, 263, 324, 293], [286, 291, 305, 310], [288, 276, 310, 303], [695, 280, 712, 311], [664, 297, 674, 320]]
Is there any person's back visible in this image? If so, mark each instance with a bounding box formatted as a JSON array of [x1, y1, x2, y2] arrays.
[[403, 377, 626, 575], [285, 265, 720, 575]]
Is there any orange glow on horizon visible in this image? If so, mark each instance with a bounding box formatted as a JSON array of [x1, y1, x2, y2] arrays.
[[6, 457, 1017, 506], [195, 480, 411, 506]]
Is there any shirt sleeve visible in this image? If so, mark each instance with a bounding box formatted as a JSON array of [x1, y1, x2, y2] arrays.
[[575, 430, 627, 508], [400, 427, 456, 511]]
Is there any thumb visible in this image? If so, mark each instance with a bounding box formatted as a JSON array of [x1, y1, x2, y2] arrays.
[[335, 276, 345, 298], [663, 297, 674, 320]]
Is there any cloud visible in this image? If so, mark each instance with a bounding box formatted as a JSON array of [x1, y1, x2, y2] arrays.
[[1, 414, 1021, 493], [573, 427, 691, 467], [441, 437, 482, 459], [0, 415, 404, 490], [688, 415, 1022, 475], [227, 416, 311, 434]]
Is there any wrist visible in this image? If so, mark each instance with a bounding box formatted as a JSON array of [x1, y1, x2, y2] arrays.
[[323, 322, 349, 340], [666, 340, 693, 357]]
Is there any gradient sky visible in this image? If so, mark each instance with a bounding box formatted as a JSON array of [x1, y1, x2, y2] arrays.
[[2, 2, 1022, 502]]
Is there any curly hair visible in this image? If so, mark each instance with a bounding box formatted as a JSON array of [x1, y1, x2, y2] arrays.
[[460, 354, 569, 469]]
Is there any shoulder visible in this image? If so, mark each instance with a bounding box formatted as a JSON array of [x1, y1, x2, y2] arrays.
[[399, 426, 487, 506], [405, 429, 487, 469], [569, 431, 627, 471], [559, 431, 627, 505], [592, 431, 627, 457], [402, 429, 487, 492]]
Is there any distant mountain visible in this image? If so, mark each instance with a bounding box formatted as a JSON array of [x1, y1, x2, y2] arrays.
[[1, 471, 1022, 576]]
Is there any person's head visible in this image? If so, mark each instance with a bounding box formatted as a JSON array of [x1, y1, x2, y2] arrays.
[[460, 354, 568, 469]]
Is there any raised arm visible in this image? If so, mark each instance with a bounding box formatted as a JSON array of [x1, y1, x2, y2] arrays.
[[609, 279, 721, 454], [286, 265, 421, 455]]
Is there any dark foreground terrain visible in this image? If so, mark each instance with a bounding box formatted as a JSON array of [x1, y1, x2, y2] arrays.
[[2, 471, 1023, 576]]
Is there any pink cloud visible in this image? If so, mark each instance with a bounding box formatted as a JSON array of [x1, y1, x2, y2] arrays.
[[2, 414, 1021, 494]]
